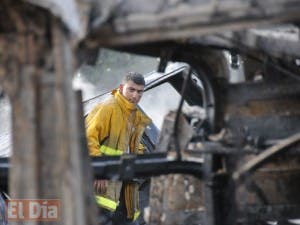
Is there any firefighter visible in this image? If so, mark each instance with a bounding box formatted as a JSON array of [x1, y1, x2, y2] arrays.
[[85, 72, 151, 225]]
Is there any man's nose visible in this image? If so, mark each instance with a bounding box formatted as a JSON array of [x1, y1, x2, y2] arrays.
[[132, 91, 139, 98]]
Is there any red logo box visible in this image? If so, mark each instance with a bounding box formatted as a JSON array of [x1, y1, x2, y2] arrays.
[[6, 199, 61, 221]]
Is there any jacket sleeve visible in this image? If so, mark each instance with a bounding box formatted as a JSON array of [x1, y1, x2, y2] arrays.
[[85, 105, 112, 156]]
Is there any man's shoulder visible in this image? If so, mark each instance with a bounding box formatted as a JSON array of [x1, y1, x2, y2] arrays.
[[101, 95, 118, 107], [94, 96, 119, 111], [86, 98, 117, 120]]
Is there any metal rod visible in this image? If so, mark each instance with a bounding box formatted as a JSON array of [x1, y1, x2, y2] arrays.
[[174, 67, 192, 161]]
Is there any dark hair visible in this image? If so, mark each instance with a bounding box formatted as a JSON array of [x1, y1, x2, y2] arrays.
[[122, 72, 145, 86]]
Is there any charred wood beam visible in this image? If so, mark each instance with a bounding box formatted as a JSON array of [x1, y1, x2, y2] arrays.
[[0, 2, 98, 225], [224, 81, 300, 105], [0, 0, 49, 203], [220, 80, 300, 140], [233, 132, 300, 182], [190, 27, 300, 59], [86, 0, 300, 46]]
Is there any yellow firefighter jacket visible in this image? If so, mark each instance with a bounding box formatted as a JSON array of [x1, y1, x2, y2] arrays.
[[85, 89, 151, 220]]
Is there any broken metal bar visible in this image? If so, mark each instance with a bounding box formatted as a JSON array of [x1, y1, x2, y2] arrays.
[[91, 153, 203, 180], [0, 153, 203, 190]]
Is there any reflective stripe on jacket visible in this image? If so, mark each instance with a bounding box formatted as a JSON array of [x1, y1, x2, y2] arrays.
[[100, 145, 123, 156], [85, 89, 151, 220], [95, 195, 118, 211], [95, 195, 140, 222]]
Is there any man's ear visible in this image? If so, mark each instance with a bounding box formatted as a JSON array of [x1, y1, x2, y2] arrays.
[[119, 84, 123, 93]]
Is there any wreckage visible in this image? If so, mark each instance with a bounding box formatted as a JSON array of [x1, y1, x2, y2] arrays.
[[1, 0, 300, 224]]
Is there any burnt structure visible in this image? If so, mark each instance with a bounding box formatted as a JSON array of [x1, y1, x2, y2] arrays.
[[1, 0, 300, 225]]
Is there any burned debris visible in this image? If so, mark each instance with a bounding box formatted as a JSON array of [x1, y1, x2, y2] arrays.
[[1, 0, 300, 225]]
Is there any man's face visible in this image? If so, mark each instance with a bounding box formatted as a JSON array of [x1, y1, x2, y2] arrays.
[[119, 80, 145, 105]]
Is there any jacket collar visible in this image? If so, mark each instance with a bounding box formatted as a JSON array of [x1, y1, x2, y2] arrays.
[[112, 89, 152, 126], [112, 89, 137, 111]]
